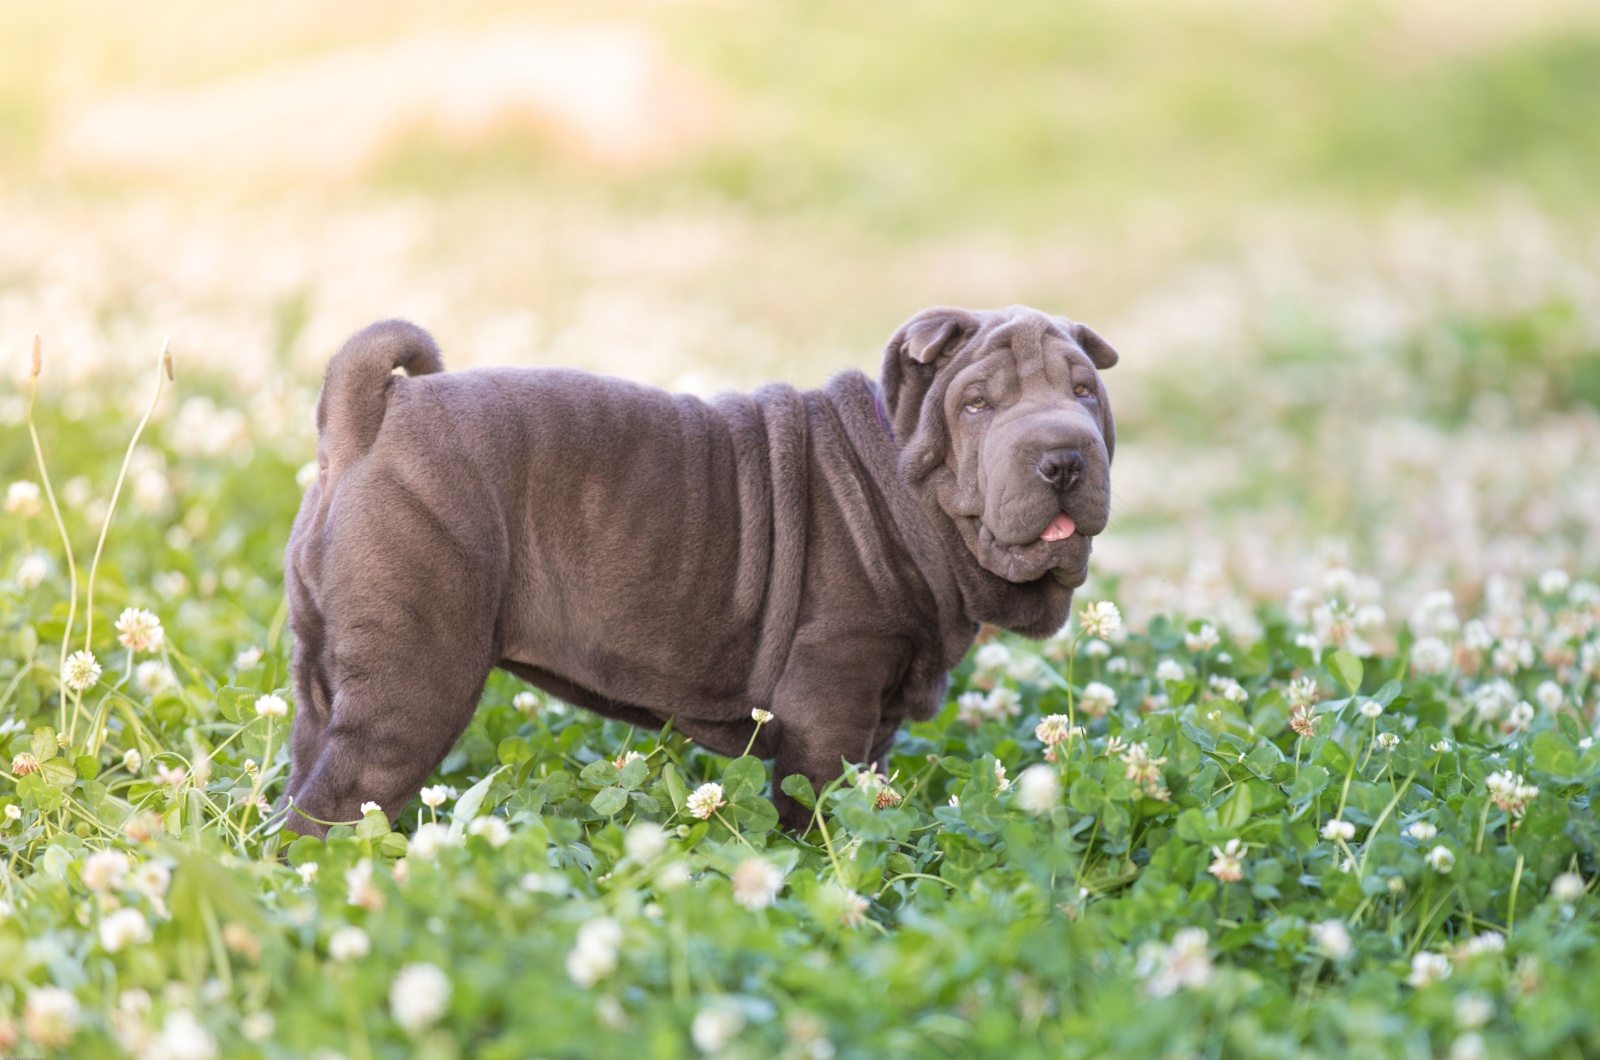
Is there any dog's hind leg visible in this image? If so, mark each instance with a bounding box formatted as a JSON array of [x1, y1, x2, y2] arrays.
[[281, 529, 500, 839]]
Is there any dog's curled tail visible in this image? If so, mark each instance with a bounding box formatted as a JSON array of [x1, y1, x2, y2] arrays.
[[316, 320, 443, 468]]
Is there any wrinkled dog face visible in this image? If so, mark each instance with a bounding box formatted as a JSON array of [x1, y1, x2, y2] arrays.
[[883, 306, 1117, 586]]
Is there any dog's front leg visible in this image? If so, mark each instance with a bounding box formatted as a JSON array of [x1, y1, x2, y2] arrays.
[[769, 635, 909, 834]]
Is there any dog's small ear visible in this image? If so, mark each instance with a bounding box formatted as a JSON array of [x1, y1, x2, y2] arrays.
[[1073, 322, 1120, 370], [898, 307, 978, 365]]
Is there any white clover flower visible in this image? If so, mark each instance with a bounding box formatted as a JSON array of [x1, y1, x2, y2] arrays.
[[1485, 771, 1538, 815], [1154, 659, 1187, 685], [1492, 639, 1535, 673], [297, 862, 319, 885], [1034, 714, 1073, 746], [1539, 568, 1572, 597], [1079, 681, 1117, 717], [691, 1001, 746, 1054], [1454, 992, 1494, 1030], [132, 860, 171, 904], [1082, 638, 1112, 659], [1409, 590, 1459, 637], [973, 642, 1012, 674], [751, 708, 774, 724], [731, 857, 784, 910], [24, 986, 81, 1049], [835, 885, 870, 927], [1425, 846, 1456, 874], [5, 480, 42, 516], [1387, 876, 1406, 895], [1412, 637, 1452, 676], [17, 551, 48, 589], [1376, 732, 1399, 751], [409, 823, 452, 859], [420, 785, 450, 810], [1432, 740, 1452, 753], [1208, 839, 1245, 883], [1309, 919, 1352, 960], [1321, 819, 1355, 842], [83, 849, 131, 891], [1007, 654, 1041, 682], [566, 918, 622, 987], [345, 858, 384, 911], [625, 822, 668, 862], [234, 646, 264, 670], [114, 608, 165, 654], [1462, 620, 1493, 651], [1207, 675, 1248, 704], [241, 1011, 274, 1044], [1551, 872, 1586, 904], [1407, 951, 1452, 988], [1358, 699, 1383, 721], [993, 760, 1010, 791], [512, 690, 540, 713], [329, 925, 371, 962], [1457, 931, 1505, 959], [99, 908, 152, 952], [254, 694, 288, 720], [1016, 764, 1060, 814], [154, 762, 187, 788], [984, 687, 1021, 718], [467, 816, 510, 848], [135, 661, 175, 696], [1120, 742, 1170, 800], [654, 862, 691, 892], [1138, 927, 1213, 998], [1354, 605, 1386, 631], [1535, 681, 1563, 712], [1405, 821, 1438, 842], [5, 804, 20, 821], [122, 748, 143, 773], [1078, 601, 1122, 639], [687, 782, 726, 820], [359, 801, 382, 816], [1184, 624, 1220, 653], [1504, 700, 1534, 731], [955, 690, 989, 726], [390, 963, 451, 1034], [64, 649, 102, 692]]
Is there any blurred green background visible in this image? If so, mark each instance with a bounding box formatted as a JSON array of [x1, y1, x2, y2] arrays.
[[3, 0, 1599, 619]]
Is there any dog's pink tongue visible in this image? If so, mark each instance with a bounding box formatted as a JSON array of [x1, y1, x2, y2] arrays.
[[1040, 513, 1076, 542]]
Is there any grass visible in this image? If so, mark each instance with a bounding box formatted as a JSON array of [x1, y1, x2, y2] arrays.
[[0, 337, 1598, 1058], [2, 2, 1600, 1054]]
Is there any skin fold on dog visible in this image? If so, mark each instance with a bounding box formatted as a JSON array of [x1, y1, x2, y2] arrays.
[[280, 305, 1118, 836]]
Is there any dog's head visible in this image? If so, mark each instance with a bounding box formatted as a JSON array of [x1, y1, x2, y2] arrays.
[[881, 305, 1117, 589]]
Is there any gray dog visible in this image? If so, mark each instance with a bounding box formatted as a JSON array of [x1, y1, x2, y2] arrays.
[[281, 305, 1117, 835]]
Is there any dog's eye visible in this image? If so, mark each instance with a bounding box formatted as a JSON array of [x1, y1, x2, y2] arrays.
[[1073, 384, 1093, 398], [963, 397, 990, 413]]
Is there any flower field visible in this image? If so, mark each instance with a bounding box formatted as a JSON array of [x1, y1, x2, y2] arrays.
[[4, 1, 1600, 1055], [2, 360, 1599, 1059]]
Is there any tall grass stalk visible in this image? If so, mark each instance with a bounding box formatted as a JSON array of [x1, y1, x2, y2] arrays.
[[75, 338, 172, 742], [25, 336, 81, 733]]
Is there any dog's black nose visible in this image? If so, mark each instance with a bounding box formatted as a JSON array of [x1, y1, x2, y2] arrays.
[[1038, 448, 1084, 491]]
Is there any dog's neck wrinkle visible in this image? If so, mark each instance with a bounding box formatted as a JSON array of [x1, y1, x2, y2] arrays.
[[822, 372, 980, 667]]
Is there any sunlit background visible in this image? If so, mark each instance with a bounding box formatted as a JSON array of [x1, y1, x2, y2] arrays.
[[5, 0, 1599, 635]]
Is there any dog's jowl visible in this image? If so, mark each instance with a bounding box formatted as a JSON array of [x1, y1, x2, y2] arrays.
[[281, 305, 1118, 834]]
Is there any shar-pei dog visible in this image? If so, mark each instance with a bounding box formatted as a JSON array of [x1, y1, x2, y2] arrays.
[[280, 305, 1118, 835]]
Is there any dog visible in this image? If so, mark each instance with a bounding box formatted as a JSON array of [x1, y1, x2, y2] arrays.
[[280, 305, 1117, 835]]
